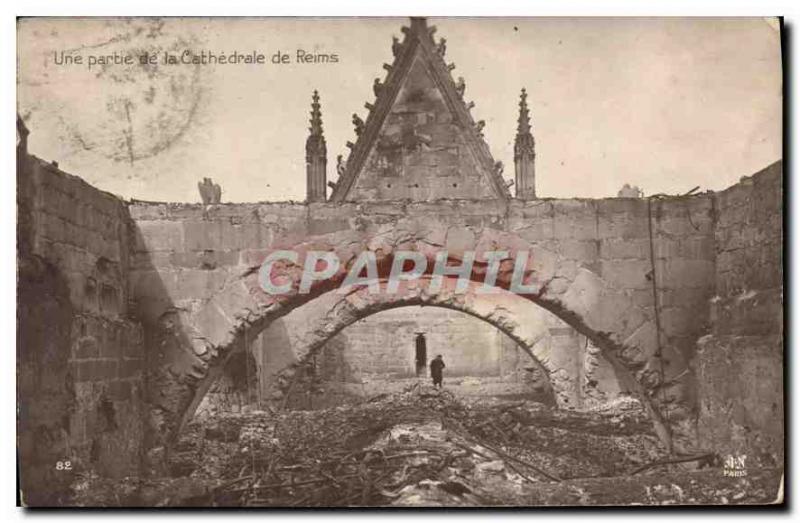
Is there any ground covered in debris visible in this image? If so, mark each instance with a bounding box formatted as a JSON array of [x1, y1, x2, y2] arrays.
[[71, 386, 783, 507]]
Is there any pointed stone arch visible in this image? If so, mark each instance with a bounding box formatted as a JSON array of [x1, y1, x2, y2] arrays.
[[219, 280, 574, 411], [146, 219, 694, 455]]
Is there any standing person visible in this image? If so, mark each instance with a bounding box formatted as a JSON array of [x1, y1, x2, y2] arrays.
[[430, 355, 445, 389]]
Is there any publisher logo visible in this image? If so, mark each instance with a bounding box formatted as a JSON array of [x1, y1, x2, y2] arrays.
[[723, 454, 747, 477]]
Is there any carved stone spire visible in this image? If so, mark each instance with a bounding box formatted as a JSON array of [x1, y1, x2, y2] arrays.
[[516, 89, 532, 138], [514, 88, 536, 199], [305, 90, 327, 202], [409, 17, 434, 43]]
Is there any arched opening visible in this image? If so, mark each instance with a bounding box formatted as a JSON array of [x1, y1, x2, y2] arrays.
[[414, 332, 427, 377], [190, 280, 632, 421], [147, 229, 697, 505], [196, 304, 572, 414], [170, 292, 661, 507], [153, 228, 692, 456]]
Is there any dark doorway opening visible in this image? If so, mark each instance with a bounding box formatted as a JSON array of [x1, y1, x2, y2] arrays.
[[415, 333, 427, 376]]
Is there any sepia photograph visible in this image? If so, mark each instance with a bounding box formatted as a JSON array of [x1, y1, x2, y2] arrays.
[[15, 14, 784, 508]]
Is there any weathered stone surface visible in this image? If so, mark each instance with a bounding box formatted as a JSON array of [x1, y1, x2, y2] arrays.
[[18, 157, 146, 504], [18, 132, 783, 481], [692, 161, 783, 463], [134, 209, 693, 450], [333, 27, 507, 202], [696, 334, 783, 467]]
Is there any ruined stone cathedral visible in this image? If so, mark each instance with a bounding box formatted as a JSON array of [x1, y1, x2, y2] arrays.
[[17, 17, 783, 507], [207, 18, 614, 412]]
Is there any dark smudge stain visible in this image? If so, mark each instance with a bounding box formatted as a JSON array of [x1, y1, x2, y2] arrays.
[[58, 19, 209, 165]]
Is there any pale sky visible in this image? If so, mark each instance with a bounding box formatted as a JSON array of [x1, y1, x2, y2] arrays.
[[17, 17, 781, 202]]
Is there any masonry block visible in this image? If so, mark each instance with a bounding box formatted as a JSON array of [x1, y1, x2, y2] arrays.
[[134, 220, 184, 252]]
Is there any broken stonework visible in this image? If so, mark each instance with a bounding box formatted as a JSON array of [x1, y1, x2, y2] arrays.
[[21, 152, 780, 467], [18, 154, 146, 505], [128, 195, 717, 452], [18, 69, 782, 492], [16, 17, 783, 508], [693, 161, 783, 464]]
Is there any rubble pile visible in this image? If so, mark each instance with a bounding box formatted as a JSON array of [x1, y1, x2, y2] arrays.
[[69, 386, 783, 506], [159, 386, 667, 506]]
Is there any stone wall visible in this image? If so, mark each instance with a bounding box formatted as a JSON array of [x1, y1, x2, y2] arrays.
[[128, 189, 718, 451], [695, 161, 783, 466], [321, 307, 507, 378], [17, 153, 145, 505], [17, 147, 782, 478]]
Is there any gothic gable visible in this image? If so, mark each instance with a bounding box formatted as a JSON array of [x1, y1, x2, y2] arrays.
[[329, 19, 510, 202]]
